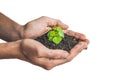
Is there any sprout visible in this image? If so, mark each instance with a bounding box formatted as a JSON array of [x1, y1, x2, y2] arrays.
[[47, 26, 64, 44]]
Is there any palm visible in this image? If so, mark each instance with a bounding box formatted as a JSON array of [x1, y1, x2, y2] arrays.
[[20, 39, 69, 70]]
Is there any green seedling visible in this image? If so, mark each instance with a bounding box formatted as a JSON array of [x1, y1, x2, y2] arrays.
[[47, 26, 64, 44]]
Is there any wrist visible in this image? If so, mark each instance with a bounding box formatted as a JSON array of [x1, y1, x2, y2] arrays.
[[9, 24, 24, 41], [0, 13, 24, 41], [15, 24, 24, 40], [0, 40, 25, 60], [9, 40, 27, 61]]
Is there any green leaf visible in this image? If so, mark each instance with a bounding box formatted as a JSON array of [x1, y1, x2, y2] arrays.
[[48, 36, 53, 41], [58, 30, 64, 38], [53, 36, 62, 44], [47, 26, 64, 44], [47, 30, 56, 37], [56, 27, 62, 31], [55, 26, 64, 38]]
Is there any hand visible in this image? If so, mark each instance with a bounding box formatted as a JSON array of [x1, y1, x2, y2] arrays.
[[0, 13, 89, 70], [19, 34, 88, 70], [20, 16, 89, 70], [21, 16, 68, 39], [42, 30, 89, 68], [19, 39, 69, 70], [0, 14, 67, 41], [64, 30, 89, 60]]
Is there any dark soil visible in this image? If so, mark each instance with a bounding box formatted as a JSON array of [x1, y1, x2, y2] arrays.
[[35, 33, 81, 52]]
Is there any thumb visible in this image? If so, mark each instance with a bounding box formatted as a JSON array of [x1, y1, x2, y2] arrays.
[[39, 49, 69, 59]]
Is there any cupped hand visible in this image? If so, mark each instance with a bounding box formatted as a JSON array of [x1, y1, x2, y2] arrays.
[[19, 16, 89, 70], [20, 30, 89, 70], [40, 30, 89, 68], [19, 39, 69, 70], [64, 30, 89, 60], [21, 16, 68, 39]]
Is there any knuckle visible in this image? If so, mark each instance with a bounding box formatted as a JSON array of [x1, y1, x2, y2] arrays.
[[80, 33, 85, 36], [56, 19, 62, 23], [81, 34, 86, 39], [57, 19, 61, 22], [55, 54, 62, 59], [49, 50, 58, 58], [41, 16, 47, 18], [53, 53, 61, 58], [41, 16, 49, 20], [44, 62, 53, 70], [48, 50, 54, 57], [51, 50, 63, 59], [77, 33, 86, 39], [84, 39, 90, 44], [66, 58, 72, 62], [45, 66, 53, 70]]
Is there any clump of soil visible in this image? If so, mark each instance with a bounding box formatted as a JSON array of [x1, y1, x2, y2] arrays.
[[35, 33, 81, 52]]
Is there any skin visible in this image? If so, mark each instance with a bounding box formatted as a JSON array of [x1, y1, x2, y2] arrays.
[[0, 12, 89, 70]]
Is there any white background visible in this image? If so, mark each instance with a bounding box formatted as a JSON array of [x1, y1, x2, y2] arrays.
[[0, 0, 120, 80]]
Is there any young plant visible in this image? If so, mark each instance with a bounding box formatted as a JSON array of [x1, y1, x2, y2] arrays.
[[47, 26, 64, 44]]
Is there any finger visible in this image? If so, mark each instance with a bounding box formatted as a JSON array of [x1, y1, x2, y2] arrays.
[[56, 20, 69, 29], [67, 41, 87, 61], [31, 58, 66, 70], [48, 20, 68, 30], [83, 39, 89, 45], [47, 42, 87, 67], [31, 39, 69, 59], [45, 17, 68, 30], [82, 39, 89, 49], [47, 49, 69, 59], [75, 33, 86, 40], [50, 59, 67, 68], [64, 30, 86, 40], [38, 49, 69, 59], [29, 57, 52, 70], [39, 27, 51, 35]]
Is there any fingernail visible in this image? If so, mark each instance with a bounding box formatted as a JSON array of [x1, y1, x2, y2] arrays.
[[62, 51, 69, 58], [84, 43, 88, 50], [84, 47, 88, 50]]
